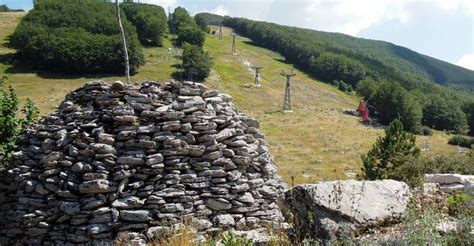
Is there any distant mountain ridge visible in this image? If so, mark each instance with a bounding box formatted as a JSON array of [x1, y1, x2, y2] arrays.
[[198, 13, 474, 93]]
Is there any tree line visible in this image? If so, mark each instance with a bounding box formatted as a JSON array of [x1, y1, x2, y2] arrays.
[[0, 4, 24, 12]]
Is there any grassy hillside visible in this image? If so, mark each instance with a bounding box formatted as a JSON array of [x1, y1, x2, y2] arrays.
[[0, 13, 461, 185]]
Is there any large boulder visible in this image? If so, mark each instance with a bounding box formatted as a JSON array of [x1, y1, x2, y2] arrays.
[[0, 80, 287, 245], [280, 180, 411, 240], [424, 174, 474, 194]]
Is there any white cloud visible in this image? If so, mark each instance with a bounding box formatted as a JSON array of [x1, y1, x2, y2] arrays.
[[206, 0, 472, 37], [438, 0, 474, 15], [140, 0, 178, 10], [462, 0, 474, 14], [457, 53, 474, 70], [297, 0, 412, 36], [211, 5, 229, 16]]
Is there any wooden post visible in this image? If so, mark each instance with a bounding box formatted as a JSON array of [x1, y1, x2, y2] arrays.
[[116, 0, 130, 84]]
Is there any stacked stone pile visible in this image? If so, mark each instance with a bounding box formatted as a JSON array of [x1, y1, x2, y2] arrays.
[[0, 80, 287, 244]]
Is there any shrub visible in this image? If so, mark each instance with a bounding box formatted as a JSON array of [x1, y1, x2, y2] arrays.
[[421, 126, 433, 136], [361, 119, 420, 181], [8, 0, 144, 74], [330, 80, 340, 88], [0, 85, 39, 170], [448, 135, 473, 148], [420, 154, 474, 175], [446, 193, 473, 216], [121, 3, 167, 46], [402, 194, 473, 245], [338, 81, 353, 94], [181, 44, 212, 81]]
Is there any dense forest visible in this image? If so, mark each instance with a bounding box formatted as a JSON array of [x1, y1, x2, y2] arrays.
[[8, 0, 144, 74], [196, 13, 474, 135]]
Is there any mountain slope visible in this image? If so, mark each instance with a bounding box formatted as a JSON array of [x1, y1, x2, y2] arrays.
[[201, 13, 474, 92]]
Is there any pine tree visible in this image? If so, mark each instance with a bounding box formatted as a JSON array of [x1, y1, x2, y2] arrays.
[[361, 119, 420, 180], [181, 44, 212, 81]]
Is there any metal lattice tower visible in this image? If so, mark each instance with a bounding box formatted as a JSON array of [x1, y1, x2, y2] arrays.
[[231, 34, 237, 55], [251, 66, 263, 87], [219, 24, 223, 40], [281, 70, 296, 112]]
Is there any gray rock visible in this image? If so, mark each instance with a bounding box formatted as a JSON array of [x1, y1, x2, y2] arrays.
[[120, 210, 151, 222], [216, 128, 237, 142], [71, 162, 93, 173], [206, 198, 232, 210], [117, 156, 145, 166], [425, 174, 473, 184], [237, 192, 255, 204], [213, 214, 235, 227], [83, 198, 106, 209], [233, 229, 273, 244], [34, 183, 49, 195], [146, 153, 163, 165], [202, 151, 222, 160], [424, 174, 474, 194], [258, 185, 279, 197], [179, 87, 201, 96], [90, 143, 116, 154], [59, 201, 81, 215], [154, 188, 185, 197], [86, 223, 109, 235], [112, 169, 135, 181], [201, 90, 219, 98], [112, 196, 145, 209], [192, 218, 213, 230], [79, 179, 113, 193], [281, 180, 411, 240]]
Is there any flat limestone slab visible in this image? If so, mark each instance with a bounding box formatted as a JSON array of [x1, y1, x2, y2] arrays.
[[280, 179, 411, 240]]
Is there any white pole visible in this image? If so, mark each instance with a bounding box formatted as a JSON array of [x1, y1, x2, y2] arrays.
[[116, 0, 130, 84]]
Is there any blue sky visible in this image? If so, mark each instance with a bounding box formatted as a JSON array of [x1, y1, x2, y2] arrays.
[[2, 0, 473, 70]]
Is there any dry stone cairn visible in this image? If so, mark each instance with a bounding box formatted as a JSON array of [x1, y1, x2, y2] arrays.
[[0, 80, 287, 244]]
